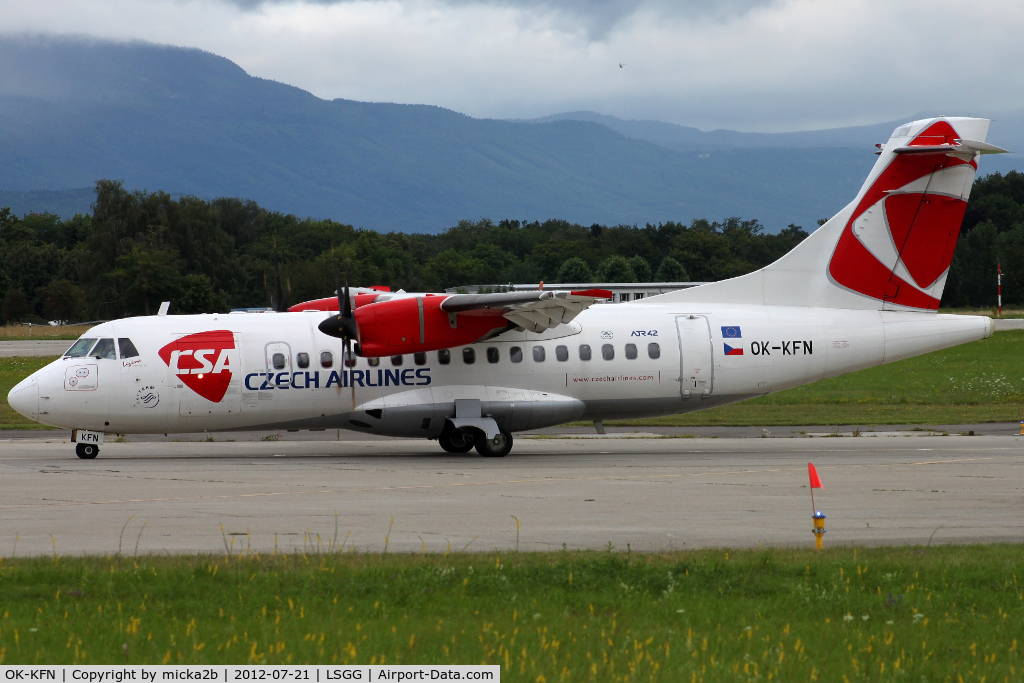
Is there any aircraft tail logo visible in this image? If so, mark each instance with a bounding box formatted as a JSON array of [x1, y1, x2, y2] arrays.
[[158, 330, 236, 403], [826, 118, 998, 310], [644, 117, 1004, 312]]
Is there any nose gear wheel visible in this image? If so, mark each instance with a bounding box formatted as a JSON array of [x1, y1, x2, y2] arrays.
[[475, 429, 513, 457]]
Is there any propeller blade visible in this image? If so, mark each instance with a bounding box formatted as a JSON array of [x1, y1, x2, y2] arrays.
[[324, 259, 358, 411], [345, 337, 355, 410], [342, 264, 353, 320], [334, 261, 344, 314], [319, 262, 358, 340], [274, 263, 284, 313]]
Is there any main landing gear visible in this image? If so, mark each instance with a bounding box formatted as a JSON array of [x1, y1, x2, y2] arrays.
[[76, 443, 99, 459], [438, 426, 475, 453], [438, 426, 514, 457]]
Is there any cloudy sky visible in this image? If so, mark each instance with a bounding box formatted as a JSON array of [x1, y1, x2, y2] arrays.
[[3, 0, 1024, 131]]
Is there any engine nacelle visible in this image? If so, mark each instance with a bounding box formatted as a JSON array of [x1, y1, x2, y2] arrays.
[[290, 292, 387, 312], [355, 295, 509, 356]]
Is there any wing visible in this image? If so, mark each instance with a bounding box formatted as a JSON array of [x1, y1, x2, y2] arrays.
[[440, 289, 612, 333]]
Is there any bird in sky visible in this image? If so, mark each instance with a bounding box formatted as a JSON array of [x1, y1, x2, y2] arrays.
[[619, 63, 626, 68]]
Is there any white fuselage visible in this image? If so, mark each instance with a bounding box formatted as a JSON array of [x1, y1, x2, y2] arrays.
[[8, 303, 992, 438]]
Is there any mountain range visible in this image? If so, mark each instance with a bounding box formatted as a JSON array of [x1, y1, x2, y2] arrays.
[[1, 35, 1020, 232]]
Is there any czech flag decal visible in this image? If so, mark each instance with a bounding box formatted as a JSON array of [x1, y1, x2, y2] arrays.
[[724, 343, 744, 356]]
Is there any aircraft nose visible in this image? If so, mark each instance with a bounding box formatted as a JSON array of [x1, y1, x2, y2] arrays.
[[8, 376, 38, 419]]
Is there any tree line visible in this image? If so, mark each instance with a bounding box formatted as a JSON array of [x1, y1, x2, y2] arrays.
[[0, 173, 1019, 323], [944, 171, 1024, 309]]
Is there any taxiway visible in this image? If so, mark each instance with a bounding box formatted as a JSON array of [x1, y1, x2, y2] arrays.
[[1, 433, 1021, 556]]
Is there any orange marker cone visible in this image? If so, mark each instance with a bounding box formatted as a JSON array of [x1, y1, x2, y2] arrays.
[[808, 462, 826, 549]]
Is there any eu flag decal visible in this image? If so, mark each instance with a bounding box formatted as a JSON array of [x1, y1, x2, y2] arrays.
[[721, 326, 742, 338], [724, 343, 744, 356]]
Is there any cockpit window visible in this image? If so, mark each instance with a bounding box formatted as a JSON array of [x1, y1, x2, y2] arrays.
[[92, 338, 116, 360], [118, 338, 140, 359], [65, 338, 97, 358]]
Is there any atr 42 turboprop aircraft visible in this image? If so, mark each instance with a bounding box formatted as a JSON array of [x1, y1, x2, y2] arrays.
[[8, 117, 1008, 459]]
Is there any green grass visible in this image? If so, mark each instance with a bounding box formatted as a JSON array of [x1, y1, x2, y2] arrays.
[[0, 324, 93, 341], [0, 547, 1021, 679], [0, 356, 59, 429], [940, 306, 1024, 319], [611, 330, 1024, 427]]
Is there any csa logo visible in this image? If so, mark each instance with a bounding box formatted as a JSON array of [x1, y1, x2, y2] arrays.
[[158, 330, 236, 403]]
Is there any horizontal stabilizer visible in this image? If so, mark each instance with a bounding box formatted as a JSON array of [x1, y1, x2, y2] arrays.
[[890, 139, 1008, 157]]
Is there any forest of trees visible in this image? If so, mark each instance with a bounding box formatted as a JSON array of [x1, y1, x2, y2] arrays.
[[0, 173, 1020, 323], [943, 171, 1024, 308]]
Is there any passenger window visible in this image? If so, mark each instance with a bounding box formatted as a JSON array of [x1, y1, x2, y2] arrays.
[[65, 338, 97, 358], [438, 349, 451, 365], [533, 346, 546, 362], [92, 338, 116, 360], [579, 344, 592, 361], [297, 352, 310, 369], [486, 347, 499, 363], [648, 342, 661, 359], [414, 352, 427, 366], [320, 351, 334, 368], [344, 350, 357, 368], [463, 348, 476, 364], [118, 338, 139, 359], [625, 343, 637, 360], [602, 344, 614, 361], [272, 352, 286, 370], [368, 357, 380, 367], [391, 355, 403, 366], [555, 345, 568, 362], [510, 346, 523, 363]]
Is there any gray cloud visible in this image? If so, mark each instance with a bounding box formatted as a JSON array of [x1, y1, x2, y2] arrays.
[[226, 0, 774, 38], [1, 0, 1023, 133]]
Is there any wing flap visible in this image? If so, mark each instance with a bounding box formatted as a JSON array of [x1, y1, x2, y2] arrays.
[[440, 289, 612, 333]]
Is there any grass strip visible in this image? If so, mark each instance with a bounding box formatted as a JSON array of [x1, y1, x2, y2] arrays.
[[0, 324, 94, 341], [606, 403, 1024, 427], [0, 546, 1020, 679]]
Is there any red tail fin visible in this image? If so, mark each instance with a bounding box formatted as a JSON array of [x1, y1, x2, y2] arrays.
[[827, 118, 1001, 310]]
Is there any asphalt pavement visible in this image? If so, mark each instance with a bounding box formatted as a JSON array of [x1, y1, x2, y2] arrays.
[[1, 431, 1020, 556]]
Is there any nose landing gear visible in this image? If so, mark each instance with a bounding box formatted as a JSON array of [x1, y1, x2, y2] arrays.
[[76, 443, 99, 459], [474, 429, 513, 457]]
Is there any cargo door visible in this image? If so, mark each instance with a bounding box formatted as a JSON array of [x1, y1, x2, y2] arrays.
[[675, 315, 714, 400]]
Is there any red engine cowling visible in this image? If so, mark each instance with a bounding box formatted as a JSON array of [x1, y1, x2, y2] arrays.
[[355, 295, 509, 356], [289, 293, 385, 312]]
